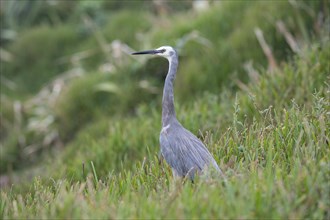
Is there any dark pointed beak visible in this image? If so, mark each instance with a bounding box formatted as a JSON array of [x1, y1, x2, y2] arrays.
[[131, 49, 161, 55]]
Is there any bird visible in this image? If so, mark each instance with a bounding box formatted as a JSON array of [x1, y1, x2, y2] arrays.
[[132, 46, 223, 181]]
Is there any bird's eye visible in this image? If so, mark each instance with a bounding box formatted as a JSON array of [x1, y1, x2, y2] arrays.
[[161, 49, 166, 53]]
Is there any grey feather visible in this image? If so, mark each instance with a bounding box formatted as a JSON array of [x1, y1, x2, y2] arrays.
[[160, 118, 221, 180]]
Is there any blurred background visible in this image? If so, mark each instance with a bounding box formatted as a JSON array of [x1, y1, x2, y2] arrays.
[[0, 0, 327, 186]]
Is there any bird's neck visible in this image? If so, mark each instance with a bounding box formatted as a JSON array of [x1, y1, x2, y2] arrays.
[[162, 56, 178, 127]]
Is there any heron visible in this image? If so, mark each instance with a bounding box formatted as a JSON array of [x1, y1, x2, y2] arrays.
[[132, 46, 223, 181]]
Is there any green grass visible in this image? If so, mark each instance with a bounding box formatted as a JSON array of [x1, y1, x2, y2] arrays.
[[1, 1, 329, 219], [1, 1, 321, 159], [1, 25, 80, 95], [1, 39, 329, 219], [149, 1, 319, 99]]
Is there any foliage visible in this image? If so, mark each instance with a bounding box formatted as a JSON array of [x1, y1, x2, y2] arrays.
[[2, 25, 80, 94], [0, 0, 77, 32], [150, 1, 320, 99], [0, 1, 329, 219], [102, 10, 152, 49], [1, 42, 329, 219]]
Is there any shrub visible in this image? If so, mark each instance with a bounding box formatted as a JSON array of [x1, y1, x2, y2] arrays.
[[3, 25, 80, 95]]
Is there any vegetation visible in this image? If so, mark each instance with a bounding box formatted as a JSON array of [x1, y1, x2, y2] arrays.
[[0, 1, 329, 219]]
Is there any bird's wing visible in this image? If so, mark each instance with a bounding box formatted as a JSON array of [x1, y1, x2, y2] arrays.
[[160, 133, 186, 175], [160, 126, 220, 178]]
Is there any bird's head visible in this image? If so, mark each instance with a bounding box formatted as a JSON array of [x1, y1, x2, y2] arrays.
[[132, 46, 176, 61]]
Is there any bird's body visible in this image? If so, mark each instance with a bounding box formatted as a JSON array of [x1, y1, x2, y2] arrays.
[[132, 46, 222, 180], [160, 118, 221, 179]]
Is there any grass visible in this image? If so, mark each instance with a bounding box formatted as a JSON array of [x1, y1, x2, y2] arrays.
[[1, 38, 329, 219], [1, 1, 329, 219]]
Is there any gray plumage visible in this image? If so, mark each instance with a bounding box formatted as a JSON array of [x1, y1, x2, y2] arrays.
[[132, 46, 223, 180]]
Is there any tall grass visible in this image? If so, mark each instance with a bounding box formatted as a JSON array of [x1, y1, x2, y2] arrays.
[[1, 1, 328, 219], [1, 39, 328, 219], [1, 1, 323, 174]]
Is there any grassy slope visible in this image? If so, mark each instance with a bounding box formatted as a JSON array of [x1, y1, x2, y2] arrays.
[[1, 1, 321, 173], [1, 38, 329, 219], [1, 1, 329, 219]]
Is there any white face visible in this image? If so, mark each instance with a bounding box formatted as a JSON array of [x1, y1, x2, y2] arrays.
[[155, 46, 176, 59]]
